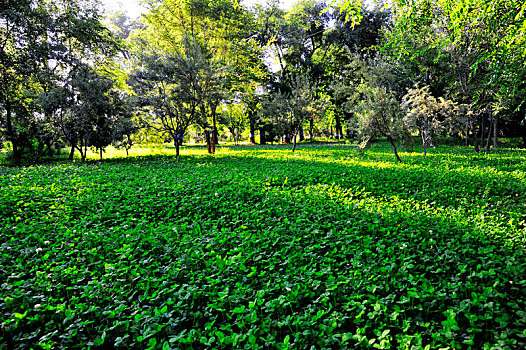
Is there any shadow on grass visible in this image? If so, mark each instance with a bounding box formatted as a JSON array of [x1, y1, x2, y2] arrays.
[[1, 143, 525, 349]]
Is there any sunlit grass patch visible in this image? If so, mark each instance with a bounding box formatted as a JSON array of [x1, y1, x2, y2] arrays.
[[0, 142, 524, 349]]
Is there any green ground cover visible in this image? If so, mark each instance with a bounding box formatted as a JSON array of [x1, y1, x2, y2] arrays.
[[0, 142, 525, 349]]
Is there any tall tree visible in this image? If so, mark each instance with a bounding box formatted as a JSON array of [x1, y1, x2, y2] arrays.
[[129, 37, 213, 159], [0, 0, 119, 162], [385, 0, 526, 151]]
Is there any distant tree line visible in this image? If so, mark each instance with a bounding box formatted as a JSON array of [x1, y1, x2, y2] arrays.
[[1, 0, 525, 163]]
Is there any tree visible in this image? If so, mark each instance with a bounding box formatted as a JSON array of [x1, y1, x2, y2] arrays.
[[129, 37, 212, 159], [355, 83, 408, 162], [402, 85, 458, 156], [220, 102, 246, 144], [0, 0, 119, 162], [258, 74, 322, 152], [47, 64, 130, 161], [140, 0, 262, 154], [385, 0, 526, 151]]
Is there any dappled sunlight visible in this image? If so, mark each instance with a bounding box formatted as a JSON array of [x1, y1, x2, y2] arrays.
[[1, 142, 525, 350]]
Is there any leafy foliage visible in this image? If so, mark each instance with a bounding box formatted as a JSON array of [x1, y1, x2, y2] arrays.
[[402, 85, 459, 156]]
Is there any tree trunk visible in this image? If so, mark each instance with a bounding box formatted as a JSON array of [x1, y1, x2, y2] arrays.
[[292, 134, 297, 152], [69, 143, 75, 160], [205, 130, 212, 154], [485, 114, 493, 152], [99, 148, 103, 160], [175, 140, 180, 160], [259, 128, 266, 145], [335, 115, 342, 139], [46, 139, 54, 158], [493, 115, 498, 149], [249, 114, 256, 144], [299, 127, 305, 142], [5, 101, 21, 161], [212, 114, 218, 145], [421, 130, 427, 156], [470, 120, 480, 153], [480, 114, 485, 149], [211, 128, 216, 153], [309, 119, 314, 139], [387, 135, 402, 163]]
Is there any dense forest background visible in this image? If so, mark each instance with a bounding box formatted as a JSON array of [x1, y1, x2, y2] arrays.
[[1, 0, 526, 163]]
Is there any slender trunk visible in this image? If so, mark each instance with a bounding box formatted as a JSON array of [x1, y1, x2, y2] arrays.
[[465, 125, 469, 146], [205, 130, 212, 154], [309, 119, 314, 139], [485, 113, 493, 152], [387, 135, 402, 163], [292, 134, 297, 152], [249, 115, 256, 144], [470, 120, 480, 153], [99, 148, 103, 160], [260, 128, 266, 145], [211, 128, 216, 153], [421, 130, 427, 156], [335, 114, 342, 139], [493, 115, 498, 149], [480, 114, 485, 149], [212, 113, 218, 145], [175, 140, 180, 160], [125, 147, 129, 157], [5, 101, 21, 161], [69, 142, 75, 160], [299, 126, 304, 142], [46, 139, 54, 158]]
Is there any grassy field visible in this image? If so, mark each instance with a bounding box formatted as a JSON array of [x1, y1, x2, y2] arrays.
[[1, 142, 525, 349]]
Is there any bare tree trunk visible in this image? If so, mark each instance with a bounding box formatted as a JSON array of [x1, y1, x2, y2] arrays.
[[470, 120, 480, 153], [299, 127, 304, 142], [69, 142, 75, 160], [421, 130, 427, 156], [99, 148, 103, 160], [292, 134, 297, 152], [480, 114, 485, 149], [493, 115, 498, 149], [249, 113, 256, 144], [259, 128, 266, 145], [309, 119, 314, 139], [485, 113, 493, 152], [175, 140, 180, 160], [46, 139, 54, 158], [205, 130, 212, 154], [5, 101, 21, 161], [212, 116, 218, 145], [335, 114, 342, 139], [211, 128, 216, 153], [387, 135, 402, 163]]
